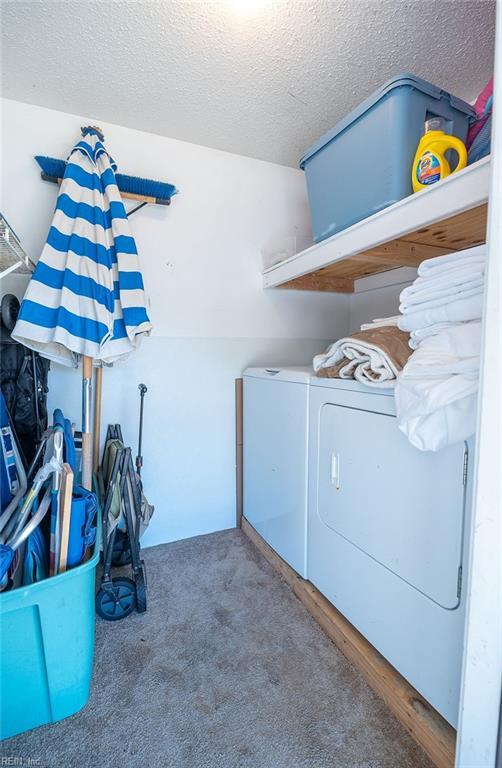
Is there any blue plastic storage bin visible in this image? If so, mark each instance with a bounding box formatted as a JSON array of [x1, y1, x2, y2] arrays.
[[0, 540, 100, 740], [300, 73, 475, 243]]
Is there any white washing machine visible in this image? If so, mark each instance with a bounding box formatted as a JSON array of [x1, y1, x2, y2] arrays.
[[243, 367, 311, 578], [307, 377, 473, 726]]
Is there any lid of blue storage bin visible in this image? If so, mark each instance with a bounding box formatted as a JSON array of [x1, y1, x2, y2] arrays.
[[299, 73, 475, 169]]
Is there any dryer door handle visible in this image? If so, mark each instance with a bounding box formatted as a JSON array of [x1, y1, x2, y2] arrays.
[[330, 452, 341, 490]]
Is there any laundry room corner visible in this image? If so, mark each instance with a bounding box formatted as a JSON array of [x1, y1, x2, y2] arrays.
[[0, 97, 350, 546], [1, 2, 499, 766]]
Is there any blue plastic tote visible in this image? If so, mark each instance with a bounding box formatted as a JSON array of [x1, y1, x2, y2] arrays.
[[300, 73, 474, 242], [0, 539, 100, 739]]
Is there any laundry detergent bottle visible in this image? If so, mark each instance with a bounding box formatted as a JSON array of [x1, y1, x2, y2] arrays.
[[412, 117, 467, 192]]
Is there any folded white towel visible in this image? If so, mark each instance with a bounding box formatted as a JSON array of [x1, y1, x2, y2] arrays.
[[313, 335, 402, 387], [417, 245, 486, 278], [400, 270, 484, 301], [409, 321, 462, 349], [405, 266, 485, 294], [417, 258, 485, 282], [399, 281, 484, 314], [395, 323, 481, 450], [360, 315, 401, 330], [398, 293, 484, 332], [400, 322, 481, 378], [328, 355, 398, 387]]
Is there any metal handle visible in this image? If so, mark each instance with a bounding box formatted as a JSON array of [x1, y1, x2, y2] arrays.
[[136, 383, 148, 477], [330, 452, 341, 490]]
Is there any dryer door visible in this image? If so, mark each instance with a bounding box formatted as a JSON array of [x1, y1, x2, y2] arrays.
[[317, 403, 467, 608]]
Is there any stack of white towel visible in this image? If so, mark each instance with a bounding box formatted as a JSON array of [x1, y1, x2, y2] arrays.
[[395, 245, 485, 451]]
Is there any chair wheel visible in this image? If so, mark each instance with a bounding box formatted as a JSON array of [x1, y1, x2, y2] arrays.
[[1, 294, 20, 331], [96, 577, 136, 621], [135, 567, 147, 614]]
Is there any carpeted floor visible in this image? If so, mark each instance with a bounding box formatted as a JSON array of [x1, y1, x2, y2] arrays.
[[2, 529, 433, 768]]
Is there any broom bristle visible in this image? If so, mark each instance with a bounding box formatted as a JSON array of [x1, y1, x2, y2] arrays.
[[34, 156, 177, 202], [35, 155, 66, 180], [115, 173, 177, 202]]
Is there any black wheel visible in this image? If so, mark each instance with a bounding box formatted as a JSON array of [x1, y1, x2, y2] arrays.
[[135, 566, 147, 614], [1, 294, 20, 331], [96, 577, 136, 621], [111, 531, 132, 567]]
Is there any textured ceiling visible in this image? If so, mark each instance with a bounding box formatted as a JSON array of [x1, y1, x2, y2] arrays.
[[1, 0, 496, 167]]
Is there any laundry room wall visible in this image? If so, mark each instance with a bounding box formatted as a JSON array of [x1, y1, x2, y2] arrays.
[[0, 98, 350, 545], [348, 269, 417, 331]]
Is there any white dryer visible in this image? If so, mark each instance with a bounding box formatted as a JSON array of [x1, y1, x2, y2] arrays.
[[307, 377, 472, 726], [243, 367, 311, 578]]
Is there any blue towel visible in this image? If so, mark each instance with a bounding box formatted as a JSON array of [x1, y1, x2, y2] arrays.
[[23, 526, 48, 585]]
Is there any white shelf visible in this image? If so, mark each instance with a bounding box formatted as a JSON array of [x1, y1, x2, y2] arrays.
[[263, 157, 490, 293]]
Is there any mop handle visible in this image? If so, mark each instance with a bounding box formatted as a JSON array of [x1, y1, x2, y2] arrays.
[[136, 384, 147, 476]]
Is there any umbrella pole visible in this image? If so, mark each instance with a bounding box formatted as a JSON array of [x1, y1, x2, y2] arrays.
[[81, 356, 93, 490], [93, 366, 103, 475]]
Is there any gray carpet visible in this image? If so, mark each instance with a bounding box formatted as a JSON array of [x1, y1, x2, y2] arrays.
[[2, 529, 433, 767]]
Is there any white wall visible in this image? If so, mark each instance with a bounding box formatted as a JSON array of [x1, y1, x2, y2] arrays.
[[349, 269, 417, 332], [456, 4, 502, 762], [1, 98, 349, 545]]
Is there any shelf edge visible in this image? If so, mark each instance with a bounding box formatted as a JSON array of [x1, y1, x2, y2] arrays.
[[263, 157, 490, 289]]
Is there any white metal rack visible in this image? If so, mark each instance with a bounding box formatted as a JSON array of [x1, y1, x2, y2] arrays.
[[0, 214, 34, 279]]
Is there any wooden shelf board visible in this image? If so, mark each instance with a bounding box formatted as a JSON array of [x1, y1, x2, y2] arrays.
[[264, 158, 490, 293], [298, 204, 487, 286]]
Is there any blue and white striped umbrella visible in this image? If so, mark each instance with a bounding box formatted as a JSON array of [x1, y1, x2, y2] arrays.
[[12, 127, 152, 366]]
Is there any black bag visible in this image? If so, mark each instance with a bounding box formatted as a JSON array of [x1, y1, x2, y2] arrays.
[[0, 331, 50, 465]]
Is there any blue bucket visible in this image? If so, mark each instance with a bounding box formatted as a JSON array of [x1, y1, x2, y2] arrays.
[[0, 537, 100, 740]]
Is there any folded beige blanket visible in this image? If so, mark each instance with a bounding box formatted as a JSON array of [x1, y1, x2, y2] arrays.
[[314, 326, 412, 387]]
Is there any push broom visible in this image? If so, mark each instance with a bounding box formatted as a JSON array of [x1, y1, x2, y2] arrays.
[[36, 155, 177, 208], [35, 126, 177, 213]]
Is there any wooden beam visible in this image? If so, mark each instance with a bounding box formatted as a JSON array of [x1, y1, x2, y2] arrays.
[[278, 241, 449, 288], [93, 366, 103, 475], [235, 378, 243, 528], [241, 516, 456, 768], [241, 516, 300, 589], [45, 175, 165, 206], [57, 463, 74, 574], [279, 274, 355, 293], [81, 355, 93, 491], [402, 204, 487, 250], [361, 239, 453, 266]]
